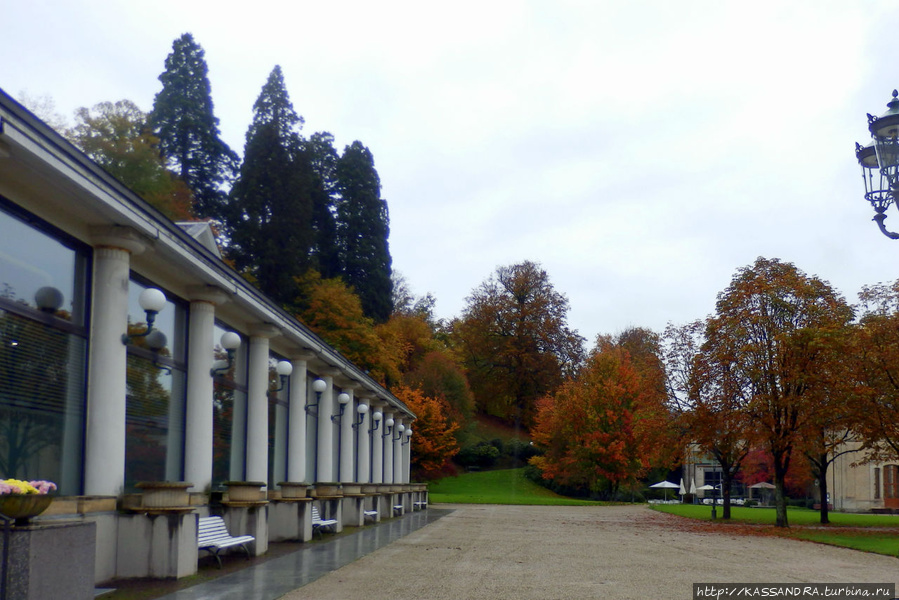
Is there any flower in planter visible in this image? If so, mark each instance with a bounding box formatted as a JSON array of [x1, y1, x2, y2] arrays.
[[0, 479, 57, 495]]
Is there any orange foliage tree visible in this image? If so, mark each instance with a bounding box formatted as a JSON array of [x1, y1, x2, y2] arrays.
[[392, 385, 459, 479], [853, 280, 899, 463], [703, 257, 853, 527], [290, 271, 402, 386], [530, 338, 674, 499]]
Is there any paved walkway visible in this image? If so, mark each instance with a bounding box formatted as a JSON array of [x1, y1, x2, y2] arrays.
[[283, 504, 898, 600], [151, 508, 448, 600], [136, 504, 897, 600]]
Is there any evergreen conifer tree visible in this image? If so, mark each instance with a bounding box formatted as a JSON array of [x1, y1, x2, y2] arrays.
[[336, 141, 393, 322], [225, 66, 315, 304], [149, 33, 239, 220], [305, 132, 341, 279]]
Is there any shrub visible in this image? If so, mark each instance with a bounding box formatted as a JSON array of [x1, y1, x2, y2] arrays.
[[454, 442, 501, 469]]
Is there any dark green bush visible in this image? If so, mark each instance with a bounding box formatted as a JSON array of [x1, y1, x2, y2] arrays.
[[454, 442, 501, 469]]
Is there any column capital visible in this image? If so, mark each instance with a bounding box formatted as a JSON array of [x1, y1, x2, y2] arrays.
[[187, 284, 232, 305], [289, 350, 318, 362], [249, 323, 281, 339], [89, 225, 149, 255]]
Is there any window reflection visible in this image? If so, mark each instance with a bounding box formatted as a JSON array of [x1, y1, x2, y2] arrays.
[[212, 323, 247, 486], [124, 280, 186, 491], [0, 207, 84, 323], [0, 203, 87, 494]]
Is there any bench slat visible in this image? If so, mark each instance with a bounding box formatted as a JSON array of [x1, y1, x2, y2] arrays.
[[197, 516, 254, 568]]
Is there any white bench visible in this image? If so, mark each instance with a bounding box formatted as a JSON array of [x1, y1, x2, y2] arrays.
[[393, 504, 404, 516], [311, 505, 338, 539], [198, 516, 255, 568], [414, 501, 427, 509], [363, 509, 378, 522]]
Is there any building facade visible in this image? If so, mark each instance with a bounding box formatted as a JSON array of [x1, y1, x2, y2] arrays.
[[0, 88, 418, 584]]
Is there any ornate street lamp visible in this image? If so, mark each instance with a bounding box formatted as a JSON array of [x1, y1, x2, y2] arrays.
[[857, 90, 899, 238]]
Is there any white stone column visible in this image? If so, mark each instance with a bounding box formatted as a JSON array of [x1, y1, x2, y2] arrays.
[[183, 287, 230, 493], [316, 371, 338, 482], [286, 354, 314, 483], [339, 386, 355, 483], [383, 412, 395, 484], [370, 404, 384, 484], [246, 324, 280, 483], [356, 396, 371, 483], [404, 423, 413, 483], [84, 228, 146, 496], [393, 417, 405, 484]]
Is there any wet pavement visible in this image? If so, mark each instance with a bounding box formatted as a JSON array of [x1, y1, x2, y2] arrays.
[[151, 508, 450, 600]]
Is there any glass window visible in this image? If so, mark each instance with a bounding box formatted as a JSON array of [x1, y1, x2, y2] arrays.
[[124, 279, 187, 491], [0, 202, 88, 494], [212, 323, 247, 487], [268, 355, 289, 487], [0, 203, 87, 324]]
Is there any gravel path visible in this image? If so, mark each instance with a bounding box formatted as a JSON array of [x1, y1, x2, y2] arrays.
[[279, 504, 899, 600]]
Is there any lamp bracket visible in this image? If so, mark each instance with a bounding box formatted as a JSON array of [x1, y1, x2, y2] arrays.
[[873, 212, 899, 239]]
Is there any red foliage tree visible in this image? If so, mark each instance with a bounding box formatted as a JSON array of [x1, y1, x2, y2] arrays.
[[392, 385, 459, 479], [530, 338, 674, 499]]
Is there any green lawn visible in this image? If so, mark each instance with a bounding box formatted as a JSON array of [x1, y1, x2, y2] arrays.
[[651, 503, 899, 527], [651, 503, 899, 557], [792, 531, 899, 555], [429, 468, 605, 506]]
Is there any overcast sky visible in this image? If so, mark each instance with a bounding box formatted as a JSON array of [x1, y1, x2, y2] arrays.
[[4, 1, 899, 345]]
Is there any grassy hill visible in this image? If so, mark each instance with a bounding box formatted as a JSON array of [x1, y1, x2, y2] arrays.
[[429, 468, 605, 506]]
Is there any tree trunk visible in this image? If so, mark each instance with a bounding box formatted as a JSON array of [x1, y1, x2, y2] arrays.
[[817, 453, 830, 525], [721, 471, 732, 519], [773, 454, 790, 528]]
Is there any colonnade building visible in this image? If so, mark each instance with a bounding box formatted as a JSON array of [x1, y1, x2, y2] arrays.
[[0, 88, 421, 586]]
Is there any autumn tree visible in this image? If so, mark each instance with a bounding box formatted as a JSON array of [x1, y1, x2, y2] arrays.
[[225, 66, 317, 304], [853, 280, 899, 463], [405, 350, 475, 427], [392, 385, 459, 479], [671, 319, 756, 519], [335, 141, 393, 322], [530, 338, 669, 499], [149, 33, 239, 221], [704, 257, 853, 527], [68, 100, 193, 220], [456, 261, 584, 426], [290, 271, 401, 387]]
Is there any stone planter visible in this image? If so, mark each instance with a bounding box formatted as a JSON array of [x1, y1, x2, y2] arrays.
[[376, 484, 392, 493], [0, 495, 53, 525], [136, 481, 192, 509], [312, 483, 342, 497], [361, 484, 380, 495], [342, 484, 362, 495], [277, 482, 310, 499], [223, 481, 266, 502]]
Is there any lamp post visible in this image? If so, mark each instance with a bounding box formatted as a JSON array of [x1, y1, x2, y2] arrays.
[[856, 89, 899, 238]]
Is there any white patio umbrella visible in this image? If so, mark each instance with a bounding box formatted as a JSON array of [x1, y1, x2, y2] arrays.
[[689, 480, 697, 495], [678, 478, 686, 496], [650, 480, 680, 501]]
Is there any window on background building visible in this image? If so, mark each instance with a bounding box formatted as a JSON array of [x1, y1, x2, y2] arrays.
[[874, 467, 881, 500], [212, 323, 247, 486], [0, 201, 89, 494], [268, 354, 289, 487], [885, 465, 898, 501], [123, 279, 187, 491]]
